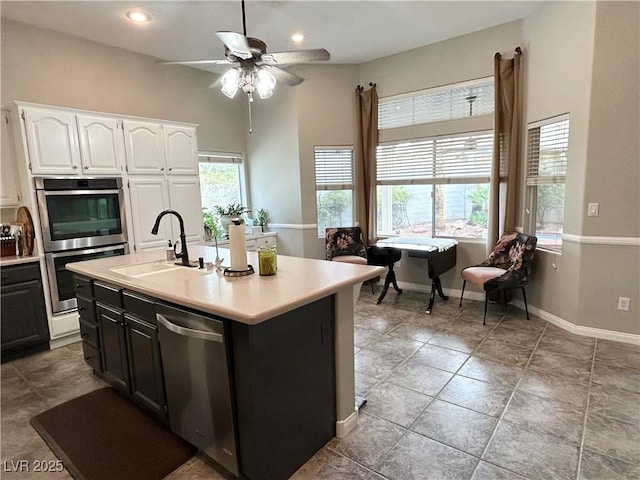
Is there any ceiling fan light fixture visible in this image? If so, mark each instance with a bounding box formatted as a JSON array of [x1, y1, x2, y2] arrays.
[[256, 68, 276, 99], [221, 69, 240, 98]]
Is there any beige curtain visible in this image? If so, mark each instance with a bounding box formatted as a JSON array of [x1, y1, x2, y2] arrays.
[[355, 83, 378, 246], [488, 47, 523, 253]]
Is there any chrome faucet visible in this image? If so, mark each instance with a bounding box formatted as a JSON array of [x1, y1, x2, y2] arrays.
[[151, 210, 192, 267]]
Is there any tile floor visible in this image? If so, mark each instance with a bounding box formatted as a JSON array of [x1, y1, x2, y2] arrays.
[[1, 290, 639, 479]]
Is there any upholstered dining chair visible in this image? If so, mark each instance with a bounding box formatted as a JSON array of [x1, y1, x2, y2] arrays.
[[459, 232, 538, 325], [325, 227, 376, 301]]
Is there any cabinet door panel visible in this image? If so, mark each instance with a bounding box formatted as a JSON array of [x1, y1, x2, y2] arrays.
[[167, 177, 204, 243], [23, 107, 80, 174], [77, 115, 124, 174], [128, 177, 171, 251], [125, 314, 166, 418], [1, 280, 49, 354], [97, 304, 129, 392], [164, 125, 198, 175], [123, 120, 165, 175]]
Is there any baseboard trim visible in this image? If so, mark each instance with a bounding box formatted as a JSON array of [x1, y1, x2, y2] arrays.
[[49, 332, 81, 349], [335, 410, 358, 438], [386, 280, 640, 345]]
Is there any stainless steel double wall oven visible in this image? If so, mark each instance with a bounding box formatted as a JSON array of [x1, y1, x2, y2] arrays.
[[35, 177, 129, 313]]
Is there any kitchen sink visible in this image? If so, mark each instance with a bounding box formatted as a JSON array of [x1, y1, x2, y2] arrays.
[[110, 261, 181, 278]]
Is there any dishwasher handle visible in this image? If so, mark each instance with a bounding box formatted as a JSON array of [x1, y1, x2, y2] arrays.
[[157, 314, 224, 343]]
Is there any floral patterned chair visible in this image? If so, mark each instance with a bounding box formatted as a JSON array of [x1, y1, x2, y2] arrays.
[[459, 232, 537, 325], [325, 227, 368, 265]]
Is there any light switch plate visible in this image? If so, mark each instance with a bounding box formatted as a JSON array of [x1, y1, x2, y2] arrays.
[[587, 203, 599, 217]]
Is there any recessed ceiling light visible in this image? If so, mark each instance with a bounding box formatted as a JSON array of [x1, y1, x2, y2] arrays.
[[291, 33, 304, 43], [125, 10, 152, 24]]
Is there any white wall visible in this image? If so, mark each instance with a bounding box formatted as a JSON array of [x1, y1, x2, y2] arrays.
[[1, 19, 246, 152]]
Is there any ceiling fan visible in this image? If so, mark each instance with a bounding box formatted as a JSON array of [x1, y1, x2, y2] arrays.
[[159, 0, 330, 104]]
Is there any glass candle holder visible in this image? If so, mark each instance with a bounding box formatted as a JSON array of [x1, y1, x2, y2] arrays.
[[258, 245, 277, 276]]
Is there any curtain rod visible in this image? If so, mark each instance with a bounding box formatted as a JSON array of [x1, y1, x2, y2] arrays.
[[494, 46, 522, 59], [356, 82, 376, 91]]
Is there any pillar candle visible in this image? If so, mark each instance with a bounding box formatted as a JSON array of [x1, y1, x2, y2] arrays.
[[228, 223, 248, 271]]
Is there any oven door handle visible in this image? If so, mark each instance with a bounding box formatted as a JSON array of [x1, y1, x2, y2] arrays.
[[46, 244, 126, 259]]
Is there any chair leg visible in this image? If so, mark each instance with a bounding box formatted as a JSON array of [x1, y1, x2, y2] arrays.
[[522, 287, 530, 320], [459, 281, 466, 307], [369, 280, 375, 294], [483, 292, 488, 326]]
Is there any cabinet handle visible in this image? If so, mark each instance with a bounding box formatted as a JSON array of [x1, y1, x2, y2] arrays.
[[78, 306, 85, 312], [84, 166, 89, 170], [168, 168, 173, 171], [73, 165, 79, 169], [160, 167, 165, 171], [84, 355, 92, 361], [76, 283, 84, 289], [81, 332, 88, 338]]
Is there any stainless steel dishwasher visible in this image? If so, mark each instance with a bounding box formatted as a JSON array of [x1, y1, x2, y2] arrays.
[[156, 304, 239, 476]]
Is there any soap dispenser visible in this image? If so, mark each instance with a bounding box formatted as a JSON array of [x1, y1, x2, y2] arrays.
[[166, 240, 176, 262]]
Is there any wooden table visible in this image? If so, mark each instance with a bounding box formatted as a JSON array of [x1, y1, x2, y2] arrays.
[[371, 237, 458, 314]]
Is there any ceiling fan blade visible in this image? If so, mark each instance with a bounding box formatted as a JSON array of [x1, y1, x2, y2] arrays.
[[157, 59, 236, 66], [268, 66, 304, 86], [216, 31, 252, 60], [261, 49, 330, 65]]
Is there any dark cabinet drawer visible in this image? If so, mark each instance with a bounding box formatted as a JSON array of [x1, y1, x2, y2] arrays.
[[1, 262, 41, 285], [77, 296, 96, 324], [123, 291, 157, 324], [79, 318, 100, 349], [82, 341, 102, 372], [73, 275, 93, 298], [94, 281, 122, 308]]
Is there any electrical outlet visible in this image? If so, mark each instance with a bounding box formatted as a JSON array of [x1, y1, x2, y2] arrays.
[[617, 297, 630, 311], [587, 202, 599, 217]]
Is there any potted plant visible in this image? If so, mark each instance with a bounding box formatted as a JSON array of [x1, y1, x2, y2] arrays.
[[254, 208, 269, 233], [202, 208, 221, 241], [214, 203, 248, 237]]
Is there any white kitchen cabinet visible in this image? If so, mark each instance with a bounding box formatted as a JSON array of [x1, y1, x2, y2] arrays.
[[123, 120, 165, 175], [128, 177, 203, 252], [77, 114, 124, 174], [1, 111, 21, 207], [167, 177, 204, 243], [20, 106, 123, 175], [124, 122, 198, 176], [164, 125, 199, 175], [22, 106, 81, 175], [128, 177, 171, 251]]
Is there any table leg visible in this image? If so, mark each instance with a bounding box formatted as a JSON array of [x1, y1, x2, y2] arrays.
[[425, 277, 448, 314], [375, 263, 403, 304]]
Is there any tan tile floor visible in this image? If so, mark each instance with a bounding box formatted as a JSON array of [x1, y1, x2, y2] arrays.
[[2, 290, 639, 479]]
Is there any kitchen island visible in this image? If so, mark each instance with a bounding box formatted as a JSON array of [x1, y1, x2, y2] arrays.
[[67, 244, 384, 480]]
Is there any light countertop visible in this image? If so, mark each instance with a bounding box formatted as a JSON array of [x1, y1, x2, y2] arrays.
[[0, 255, 41, 267], [66, 245, 384, 325]]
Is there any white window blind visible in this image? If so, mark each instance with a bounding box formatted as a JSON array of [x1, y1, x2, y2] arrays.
[[379, 79, 494, 130], [377, 132, 493, 185], [526, 117, 569, 186], [314, 147, 354, 190]]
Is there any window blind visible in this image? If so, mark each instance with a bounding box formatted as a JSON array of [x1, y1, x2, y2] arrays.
[[526, 117, 569, 186], [198, 152, 242, 164], [379, 80, 494, 130], [314, 147, 354, 190], [377, 132, 492, 185]]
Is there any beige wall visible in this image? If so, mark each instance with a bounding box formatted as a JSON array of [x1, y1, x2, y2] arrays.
[[1, 19, 246, 152]]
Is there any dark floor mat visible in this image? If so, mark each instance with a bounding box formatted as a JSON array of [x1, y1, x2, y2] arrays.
[[30, 387, 195, 480]]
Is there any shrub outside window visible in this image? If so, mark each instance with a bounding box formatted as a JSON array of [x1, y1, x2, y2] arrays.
[[315, 147, 354, 236]]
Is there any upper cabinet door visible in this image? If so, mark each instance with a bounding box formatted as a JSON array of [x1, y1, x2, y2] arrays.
[[123, 120, 165, 175], [22, 107, 81, 175], [77, 115, 124, 175], [163, 125, 198, 175]]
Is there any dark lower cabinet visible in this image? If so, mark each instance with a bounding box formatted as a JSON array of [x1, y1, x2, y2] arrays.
[[1, 263, 50, 362], [97, 303, 130, 393], [125, 313, 166, 418]]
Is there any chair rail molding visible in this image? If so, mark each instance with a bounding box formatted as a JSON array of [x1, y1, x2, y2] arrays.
[[562, 233, 640, 247], [268, 223, 317, 230]]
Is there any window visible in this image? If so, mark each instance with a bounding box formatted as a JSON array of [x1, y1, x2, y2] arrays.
[[378, 78, 494, 129], [198, 151, 246, 214], [314, 147, 354, 236], [526, 115, 569, 252], [376, 132, 492, 238]]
